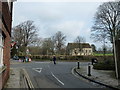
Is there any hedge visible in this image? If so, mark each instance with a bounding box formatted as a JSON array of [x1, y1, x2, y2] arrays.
[[93, 60, 115, 70], [17, 55, 114, 61]]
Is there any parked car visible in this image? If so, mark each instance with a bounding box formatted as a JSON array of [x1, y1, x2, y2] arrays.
[[13, 56, 19, 60], [91, 58, 98, 65]]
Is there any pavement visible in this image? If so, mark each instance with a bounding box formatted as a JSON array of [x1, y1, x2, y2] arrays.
[[74, 64, 120, 90], [3, 60, 120, 89], [4, 68, 20, 88], [4, 60, 21, 88], [4, 60, 35, 89]]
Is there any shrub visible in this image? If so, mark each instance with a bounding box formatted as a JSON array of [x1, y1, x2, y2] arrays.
[[18, 55, 114, 62], [93, 60, 115, 70]]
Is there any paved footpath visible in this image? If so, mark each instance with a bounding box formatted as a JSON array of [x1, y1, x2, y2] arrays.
[[4, 68, 20, 88], [4, 60, 21, 88], [74, 64, 120, 90], [4, 60, 34, 89]]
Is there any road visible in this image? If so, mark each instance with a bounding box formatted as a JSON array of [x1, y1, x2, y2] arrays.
[[11, 61, 110, 89]]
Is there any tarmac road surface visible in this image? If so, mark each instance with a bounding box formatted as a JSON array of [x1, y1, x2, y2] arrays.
[[11, 61, 113, 89]]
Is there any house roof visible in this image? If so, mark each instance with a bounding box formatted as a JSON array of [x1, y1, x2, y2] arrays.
[[67, 43, 91, 50]]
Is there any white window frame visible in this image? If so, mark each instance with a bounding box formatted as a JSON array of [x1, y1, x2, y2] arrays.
[[0, 30, 4, 68], [7, 0, 12, 12]]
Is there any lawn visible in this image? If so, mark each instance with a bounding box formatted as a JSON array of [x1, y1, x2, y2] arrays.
[[93, 53, 113, 56]]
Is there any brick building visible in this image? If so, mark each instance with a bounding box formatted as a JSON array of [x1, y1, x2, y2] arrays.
[[0, 0, 14, 89]]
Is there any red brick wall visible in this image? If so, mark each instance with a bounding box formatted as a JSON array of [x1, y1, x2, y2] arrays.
[[2, 24, 11, 88], [0, 1, 13, 88], [2, 2, 12, 35], [0, 2, 1, 12]]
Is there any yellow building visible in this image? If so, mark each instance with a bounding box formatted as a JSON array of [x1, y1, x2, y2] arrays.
[[67, 43, 93, 56]]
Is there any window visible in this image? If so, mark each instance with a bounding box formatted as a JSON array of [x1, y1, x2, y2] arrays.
[[82, 50, 84, 52], [0, 30, 4, 67], [89, 50, 91, 53], [7, 0, 12, 13]]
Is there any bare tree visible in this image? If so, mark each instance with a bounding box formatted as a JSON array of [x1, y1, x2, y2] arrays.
[[12, 20, 38, 55], [28, 46, 41, 55], [41, 38, 55, 55], [90, 1, 120, 59], [31, 37, 43, 47], [74, 36, 86, 54], [91, 2, 120, 43], [53, 31, 66, 55], [74, 36, 86, 43], [91, 1, 120, 79]]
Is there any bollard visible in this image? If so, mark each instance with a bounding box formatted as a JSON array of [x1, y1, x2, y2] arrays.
[[78, 61, 80, 69], [88, 65, 91, 76]]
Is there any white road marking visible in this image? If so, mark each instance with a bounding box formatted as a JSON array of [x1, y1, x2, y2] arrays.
[[32, 68, 42, 73], [51, 72, 64, 86]]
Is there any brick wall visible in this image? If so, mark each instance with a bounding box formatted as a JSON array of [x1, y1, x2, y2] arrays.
[[2, 2, 12, 35], [2, 22, 11, 88], [0, 1, 13, 88]]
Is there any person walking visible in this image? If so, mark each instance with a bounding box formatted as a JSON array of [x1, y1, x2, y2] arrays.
[[53, 56, 56, 64]]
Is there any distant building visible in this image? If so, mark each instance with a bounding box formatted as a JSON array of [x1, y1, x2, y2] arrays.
[[66, 43, 93, 56], [0, 0, 15, 89]]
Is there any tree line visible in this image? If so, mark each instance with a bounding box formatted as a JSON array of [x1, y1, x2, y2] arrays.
[[11, 20, 87, 56], [11, 1, 120, 57]]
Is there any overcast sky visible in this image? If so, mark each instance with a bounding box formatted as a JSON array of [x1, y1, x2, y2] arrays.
[[12, 0, 114, 48]]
